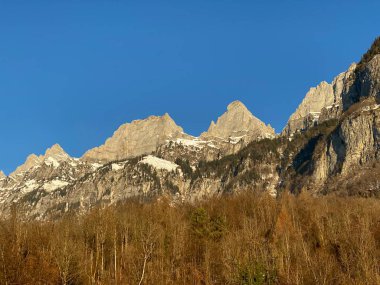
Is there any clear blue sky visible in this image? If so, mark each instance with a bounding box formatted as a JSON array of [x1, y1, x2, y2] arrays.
[[0, 1, 379, 174]]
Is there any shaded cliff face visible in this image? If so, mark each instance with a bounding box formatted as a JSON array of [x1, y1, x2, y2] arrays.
[[284, 47, 380, 196], [309, 100, 380, 193], [311, 48, 380, 193], [201, 101, 275, 141], [83, 113, 187, 162], [342, 55, 380, 110]]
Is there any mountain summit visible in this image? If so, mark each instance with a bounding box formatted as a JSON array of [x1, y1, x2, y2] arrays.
[[201, 100, 275, 141], [83, 113, 186, 162], [282, 63, 357, 135], [9, 144, 70, 179]]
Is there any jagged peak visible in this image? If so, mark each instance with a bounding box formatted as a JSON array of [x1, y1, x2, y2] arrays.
[[128, 113, 179, 127], [201, 100, 275, 139], [10, 153, 42, 178], [45, 144, 67, 157], [83, 112, 187, 162], [227, 100, 249, 111], [306, 81, 331, 94], [163, 112, 172, 119], [9, 144, 71, 179], [282, 62, 358, 136], [348, 62, 357, 71], [0, 170, 6, 179]]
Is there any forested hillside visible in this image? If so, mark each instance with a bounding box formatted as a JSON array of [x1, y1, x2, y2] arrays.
[[0, 192, 379, 284]]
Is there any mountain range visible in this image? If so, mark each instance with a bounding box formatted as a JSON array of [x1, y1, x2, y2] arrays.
[[1, 37, 380, 219]]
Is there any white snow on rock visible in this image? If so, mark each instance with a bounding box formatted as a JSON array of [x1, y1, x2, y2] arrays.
[[173, 138, 206, 149], [139, 155, 179, 172], [363, 104, 380, 112], [43, 180, 69, 192], [22, 179, 39, 193], [45, 157, 60, 168], [170, 138, 219, 149], [229, 135, 246, 144], [112, 163, 124, 171], [91, 162, 103, 170]]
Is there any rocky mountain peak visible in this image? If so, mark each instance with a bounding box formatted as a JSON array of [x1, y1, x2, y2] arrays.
[[282, 63, 359, 136], [0, 170, 6, 180], [293, 81, 333, 120], [45, 144, 68, 159], [10, 153, 43, 178], [227, 100, 248, 111], [201, 100, 275, 140], [83, 113, 187, 162], [9, 144, 71, 180]]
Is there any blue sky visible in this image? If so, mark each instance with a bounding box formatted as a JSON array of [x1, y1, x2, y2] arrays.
[[0, 1, 379, 174]]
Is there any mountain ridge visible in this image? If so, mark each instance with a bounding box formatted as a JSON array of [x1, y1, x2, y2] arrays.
[[2, 100, 273, 177], [1, 37, 380, 220]]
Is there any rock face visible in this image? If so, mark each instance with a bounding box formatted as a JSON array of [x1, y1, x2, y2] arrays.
[[309, 55, 380, 187], [0, 171, 5, 180], [283, 64, 357, 136], [201, 101, 275, 141], [282, 81, 334, 136], [307, 100, 380, 195], [83, 113, 186, 162], [359, 54, 380, 100], [342, 55, 380, 110], [10, 144, 70, 180]]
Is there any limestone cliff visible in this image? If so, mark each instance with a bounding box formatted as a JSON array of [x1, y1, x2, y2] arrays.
[[83, 113, 186, 162], [201, 101, 275, 142], [283, 64, 357, 136], [10, 144, 70, 180], [282, 81, 333, 136], [308, 100, 380, 194], [342, 55, 380, 110]]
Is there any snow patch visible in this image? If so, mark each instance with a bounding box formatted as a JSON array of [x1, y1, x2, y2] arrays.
[[229, 135, 246, 144], [112, 163, 124, 171], [140, 155, 179, 172], [43, 180, 69, 192], [22, 179, 39, 193], [170, 138, 219, 149], [363, 104, 380, 112], [174, 138, 206, 149], [92, 163, 103, 170], [45, 157, 60, 168]]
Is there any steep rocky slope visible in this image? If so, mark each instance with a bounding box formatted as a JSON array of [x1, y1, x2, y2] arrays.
[[83, 113, 187, 162], [201, 101, 275, 141], [283, 64, 356, 135]]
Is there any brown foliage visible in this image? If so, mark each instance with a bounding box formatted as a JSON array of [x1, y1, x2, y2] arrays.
[[0, 192, 379, 284]]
